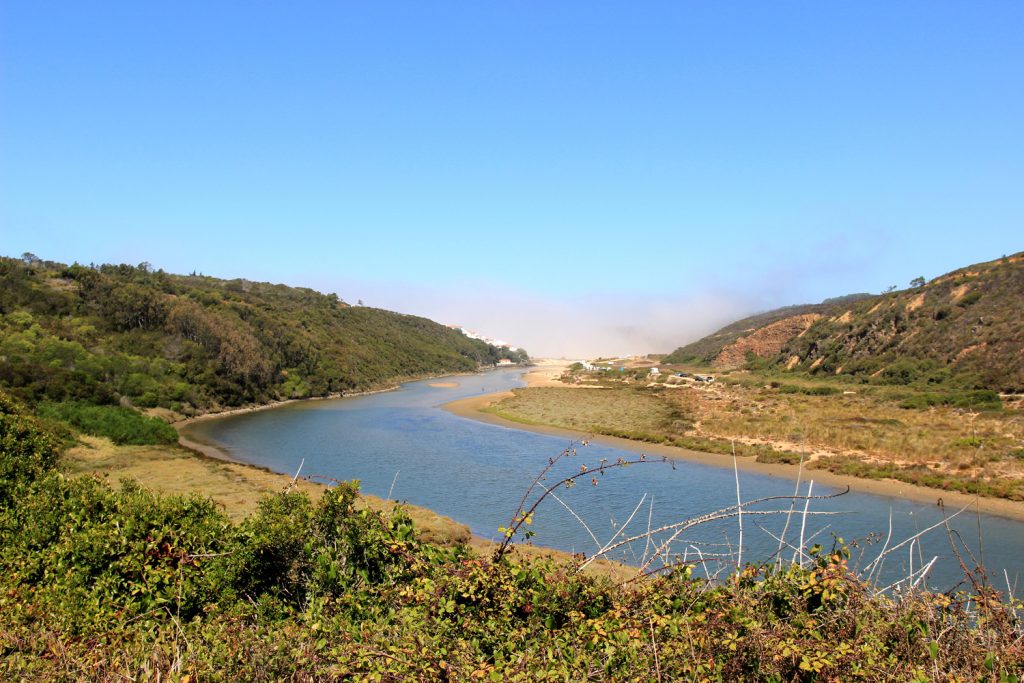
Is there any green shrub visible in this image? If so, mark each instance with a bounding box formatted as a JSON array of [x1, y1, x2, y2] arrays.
[[899, 390, 1002, 411], [36, 401, 178, 445], [0, 476, 233, 633], [879, 358, 930, 385], [743, 351, 772, 371], [777, 383, 839, 396], [755, 450, 804, 465]]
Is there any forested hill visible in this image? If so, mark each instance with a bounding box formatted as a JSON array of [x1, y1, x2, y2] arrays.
[[665, 252, 1024, 392], [0, 255, 527, 414]]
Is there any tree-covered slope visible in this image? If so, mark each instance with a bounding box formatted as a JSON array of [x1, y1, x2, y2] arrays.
[[0, 255, 526, 413], [666, 253, 1024, 392]]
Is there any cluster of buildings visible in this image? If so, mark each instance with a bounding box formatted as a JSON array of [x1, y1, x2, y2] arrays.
[[446, 324, 521, 352], [447, 324, 524, 366]]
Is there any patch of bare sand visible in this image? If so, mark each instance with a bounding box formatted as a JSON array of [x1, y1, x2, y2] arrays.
[[522, 359, 575, 388], [429, 381, 459, 388], [831, 310, 853, 323]]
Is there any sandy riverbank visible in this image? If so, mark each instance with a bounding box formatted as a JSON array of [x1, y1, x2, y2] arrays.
[[443, 387, 1024, 524]]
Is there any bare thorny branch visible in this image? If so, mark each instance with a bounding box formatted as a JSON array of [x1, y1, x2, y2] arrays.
[[493, 438, 665, 562]]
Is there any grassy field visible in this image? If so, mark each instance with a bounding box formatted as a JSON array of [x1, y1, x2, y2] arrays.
[[486, 386, 686, 433], [488, 373, 1024, 501]]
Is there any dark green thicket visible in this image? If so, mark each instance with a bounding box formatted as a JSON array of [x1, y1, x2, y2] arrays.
[[898, 389, 1003, 411], [35, 401, 178, 445]]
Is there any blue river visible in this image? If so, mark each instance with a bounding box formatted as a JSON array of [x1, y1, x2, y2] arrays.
[[182, 368, 1024, 590]]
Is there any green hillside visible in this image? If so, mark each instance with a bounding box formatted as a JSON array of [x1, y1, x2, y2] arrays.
[[0, 255, 527, 414], [665, 253, 1024, 392]]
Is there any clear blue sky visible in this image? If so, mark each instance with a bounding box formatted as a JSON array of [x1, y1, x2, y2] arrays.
[[2, 2, 1021, 356]]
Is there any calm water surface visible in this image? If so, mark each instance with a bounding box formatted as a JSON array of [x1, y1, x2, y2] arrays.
[[184, 369, 1024, 589]]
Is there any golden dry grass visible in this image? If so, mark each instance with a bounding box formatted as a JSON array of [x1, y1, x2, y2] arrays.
[[676, 383, 1024, 468]]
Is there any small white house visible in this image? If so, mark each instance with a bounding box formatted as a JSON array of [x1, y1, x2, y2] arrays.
[[496, 358, 514, 366], [649, 367, 661, 376]]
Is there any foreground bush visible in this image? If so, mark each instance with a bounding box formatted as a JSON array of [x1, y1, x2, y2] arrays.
[[1, 393, 1022, 681]]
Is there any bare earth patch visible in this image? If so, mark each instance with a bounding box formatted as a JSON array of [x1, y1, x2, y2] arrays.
[[905, 292, 926, 312]]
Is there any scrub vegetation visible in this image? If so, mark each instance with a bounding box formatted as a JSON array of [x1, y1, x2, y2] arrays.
[[2, 251, 1023, 678], [2, 392, 1022, 681]]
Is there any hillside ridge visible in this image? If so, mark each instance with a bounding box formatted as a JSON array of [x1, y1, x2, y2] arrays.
[[665, 252, 1024, 391]]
